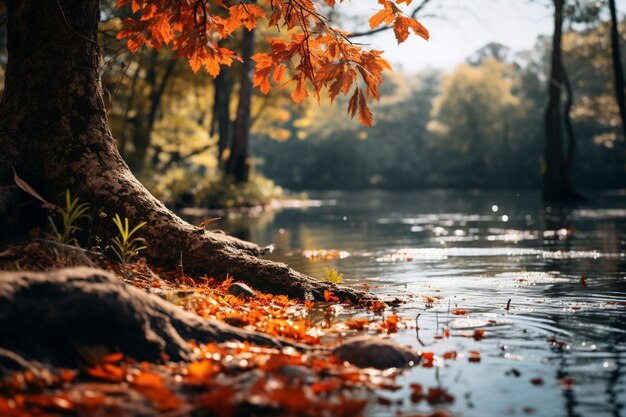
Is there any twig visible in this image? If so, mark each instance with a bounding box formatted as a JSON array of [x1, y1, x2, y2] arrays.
[[56, 0, 97, 45]]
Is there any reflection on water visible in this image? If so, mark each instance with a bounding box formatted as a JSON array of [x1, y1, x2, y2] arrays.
[[197, 190, 626, 417]]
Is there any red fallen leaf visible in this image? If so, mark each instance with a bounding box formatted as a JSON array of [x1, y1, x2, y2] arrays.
[[443, 351, 458, 360], [84, 364, 125, 382], [444, 328, 450, 338], [102, 352, 124, 364], [324, 290, 339, 303], [425, 387, 454, 405], [421, 352, 435, 368], [379, 314, 400, 333], [468, 351, 481, 363], [132, 371, 180, 411], [261, 353, 302, 372], [345, 317, 369, 330], [58, 369, 77, 383], [559, 377, 575, 389], [452, 308, 466, 315], [580, 275, 588, 288], [369, 300, 385, 312], [530, 377, 544, 386], [187, 360, 216, 381], [23, 394, 74, 411], [473, 329, 486, 341], [311, 380, 340, 394], [410, 383, 424, 403]]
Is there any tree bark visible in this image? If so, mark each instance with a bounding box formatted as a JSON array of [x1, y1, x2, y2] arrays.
[[543, 0, 578, 200], [0, 267, 283, 371], [609, 0, 626, 145], [225, 18, 255, 183], [212, 67, 233, 169], [0, 0, 369, 303]]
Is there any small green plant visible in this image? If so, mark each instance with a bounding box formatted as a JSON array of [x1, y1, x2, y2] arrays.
[[323, 267, 344, 284], [48, 190, 91, 245], [111, 214, 147, 264]]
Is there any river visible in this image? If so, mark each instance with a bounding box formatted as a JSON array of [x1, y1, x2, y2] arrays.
[[205, 189, 626, 417]]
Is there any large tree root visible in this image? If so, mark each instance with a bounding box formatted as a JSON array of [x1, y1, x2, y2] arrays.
[[0, 267, 283, 372]]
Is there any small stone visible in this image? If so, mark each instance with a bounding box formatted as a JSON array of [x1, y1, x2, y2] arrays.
[[331, 335, 420, 369], [229, 282, 256, 298]]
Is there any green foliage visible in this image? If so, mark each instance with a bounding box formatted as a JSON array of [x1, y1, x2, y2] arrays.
[[110, 214, 147, 264], [142, 167, 286, 208], [194, 174, 285, 208], [48, 190, 91, 245], [323, 267, 344, 284]]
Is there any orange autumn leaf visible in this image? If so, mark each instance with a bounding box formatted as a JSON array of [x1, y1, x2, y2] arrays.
[[324, 289, 339, 303], [345, 317, 370, 330], [443, 351, 458, 360], [379, 314, 400, 333], [369, 7, 396, 29], [420, 351, 435, 368], [132, 371, 181, 411], [225, 4, 266, 33], [451, 308, 466, 315], [102, 352, 124, 363], [84, 364, 126, 382], [473, 329, 486, 341], [426, 387, 454, 405], [292, 73, 309, 104], [116, 0, 428, 127], [393, 15, 429, 43], [468, 351, 481, 363], [368, 300, 385, 312]]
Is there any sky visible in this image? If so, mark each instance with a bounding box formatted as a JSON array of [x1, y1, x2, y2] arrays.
[[340, 0, 626, 73]]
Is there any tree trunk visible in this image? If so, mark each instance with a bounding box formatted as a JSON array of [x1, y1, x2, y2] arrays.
[[128, 51, 177, 172], [0, 0, 369, 303], [225, 20, 255, 183], [543, 0, 578, 200], [609, 0, 626, 146], [563, 65, 576, 176], [212, 67, 233, 169]]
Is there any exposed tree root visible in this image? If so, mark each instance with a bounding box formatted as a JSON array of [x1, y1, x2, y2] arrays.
[[0, 267, 283, 372]]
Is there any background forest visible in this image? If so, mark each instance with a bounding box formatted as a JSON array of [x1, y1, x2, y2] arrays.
[[1, 1, 625, 206]]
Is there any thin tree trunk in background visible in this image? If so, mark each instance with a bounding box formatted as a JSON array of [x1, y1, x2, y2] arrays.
[[226, 15, 255, 183], [543, 0, 577, 200], [118, 63, 140, 159], [129, 52, 176, 172], [563, 65, 576, 175], [212, 68, 232, 169], [609, 0, 626, 147]]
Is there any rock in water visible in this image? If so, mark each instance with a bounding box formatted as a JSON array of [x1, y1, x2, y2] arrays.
[[331, 335, 420, 369]]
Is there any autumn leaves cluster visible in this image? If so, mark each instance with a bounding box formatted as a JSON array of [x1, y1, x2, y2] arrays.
[[116, 0, 429, 126]]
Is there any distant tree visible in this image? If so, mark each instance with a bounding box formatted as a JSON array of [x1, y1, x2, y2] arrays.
[[608, 0, 626, 144], [427, 59, 526, 186], [467, 42, 512, 66]]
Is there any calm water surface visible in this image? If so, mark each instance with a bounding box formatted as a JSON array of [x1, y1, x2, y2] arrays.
[[219, 190, 626, 417]]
